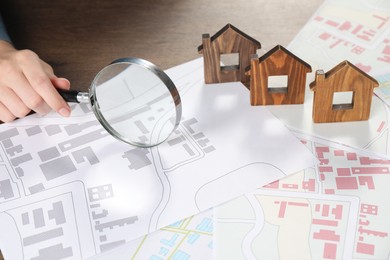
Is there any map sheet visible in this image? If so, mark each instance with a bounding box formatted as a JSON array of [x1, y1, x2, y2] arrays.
[[88, 209, 213, 260], [263, 0, 390, 157], [215, 0, 390, 259], [215, 131, 390, 259], [0, 58, 317, 259]]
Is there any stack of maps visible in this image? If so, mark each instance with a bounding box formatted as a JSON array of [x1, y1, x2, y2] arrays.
[[1, 0, 390, 259]]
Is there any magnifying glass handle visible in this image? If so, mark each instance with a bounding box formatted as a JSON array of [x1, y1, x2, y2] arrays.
[[57, 89, 89, 103]]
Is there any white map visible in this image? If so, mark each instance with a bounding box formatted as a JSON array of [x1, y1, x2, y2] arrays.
[[0, 58, 317, 259], [215, 0, 390, 259]]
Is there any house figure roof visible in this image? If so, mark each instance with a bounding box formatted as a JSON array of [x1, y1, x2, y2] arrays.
[[258, 45, 311, 71], [310, 60, 378, 91], [198, 23, 261, 53]]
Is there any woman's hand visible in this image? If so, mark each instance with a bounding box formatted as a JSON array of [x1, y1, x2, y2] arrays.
[[0, 40, 71, 122]]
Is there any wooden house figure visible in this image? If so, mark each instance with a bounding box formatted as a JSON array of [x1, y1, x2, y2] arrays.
[[198, 24, 261, 87], [310, 60, 379, 123], [248, 45, 312, 105]]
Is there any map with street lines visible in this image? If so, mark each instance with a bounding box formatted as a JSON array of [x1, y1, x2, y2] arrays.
[[88, 209, 213, 260], [215, 132, 390, 259], [215, 1, 390, 259], [0, 58, 317, 259]]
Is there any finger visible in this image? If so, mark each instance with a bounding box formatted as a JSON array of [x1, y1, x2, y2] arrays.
[[41, 60, 71, 91], [4, 69, 52, 116], [0, 86, 30, 118], [0, 102, 17, 123], [51, 77, 71, 90], [18, 54, 71, 117], [33, 101, 52, 116]]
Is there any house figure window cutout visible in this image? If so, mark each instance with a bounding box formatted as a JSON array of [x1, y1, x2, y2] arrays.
[[220, 53, 240, 71], [198, 24, 261, 87], [332, 91, 354, 110], [247, 45, 312, 105], [310, 60, 379, 123], [268, 75, 289, 94]]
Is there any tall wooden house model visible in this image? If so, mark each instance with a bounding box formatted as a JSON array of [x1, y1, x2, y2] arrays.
[[247, 45, 312, 105], [310, 60, 379, 123], [198, 24, 261, 87]]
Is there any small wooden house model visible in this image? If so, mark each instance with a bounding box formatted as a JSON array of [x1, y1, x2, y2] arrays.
[[198, 24, 261, 87], [310, 60, 379, 123], [248, 45, 312, 105]]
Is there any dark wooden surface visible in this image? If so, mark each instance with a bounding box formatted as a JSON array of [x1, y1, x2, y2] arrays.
[[0, 0, 323, 259], [0, 0, 323, 92]]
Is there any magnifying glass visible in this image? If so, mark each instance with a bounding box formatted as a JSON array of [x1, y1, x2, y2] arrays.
[[58, 57, 182, 148]]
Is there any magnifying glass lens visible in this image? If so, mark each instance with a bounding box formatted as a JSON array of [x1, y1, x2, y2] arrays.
[[90, 59, 181, 147]]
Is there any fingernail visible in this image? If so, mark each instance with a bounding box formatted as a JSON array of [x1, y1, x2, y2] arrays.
[[58, 107, 71, 117]]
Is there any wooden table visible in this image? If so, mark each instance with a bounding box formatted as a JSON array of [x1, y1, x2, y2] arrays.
[[0, 0, 323, 258]]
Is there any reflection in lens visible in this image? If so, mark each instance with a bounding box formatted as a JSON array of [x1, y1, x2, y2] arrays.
[[90, 59, 180, 147]]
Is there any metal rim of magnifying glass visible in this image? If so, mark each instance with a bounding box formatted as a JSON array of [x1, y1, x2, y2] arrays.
[[89, 57, 182, 148]]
